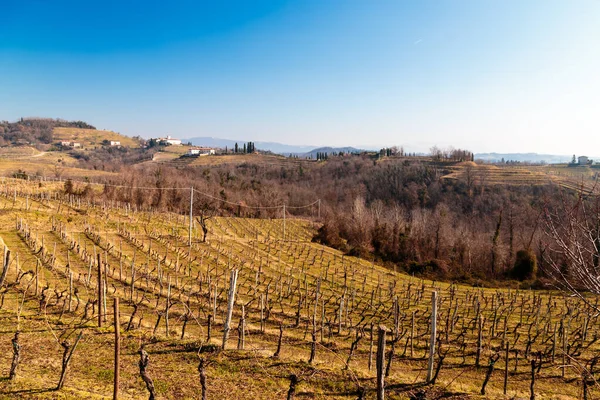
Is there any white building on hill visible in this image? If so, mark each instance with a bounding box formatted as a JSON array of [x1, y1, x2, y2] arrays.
[[60, 141, 81, 148], [187, 147, 215, 156], [157, 135, 182, 146]]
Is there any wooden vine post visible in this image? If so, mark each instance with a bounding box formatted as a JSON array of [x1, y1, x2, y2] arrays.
[[35, 259, 39, 296], [0, 249, 11, 288], [282, 204, 286, 240], [368, 323, 374, 371], [504, 342, 509, 395], [427, 291, 438, 383], [97, 254, 103, 327], [530, 358, 536, 400], [189, 187, 194, 246], [222, 269, 239, 350], [476, 314, 483, 368], [114, 298, 120, 400], [376, 325, 387, 400]]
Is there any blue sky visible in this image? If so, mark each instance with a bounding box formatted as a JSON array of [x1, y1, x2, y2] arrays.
[[1, 1, 599, 154]]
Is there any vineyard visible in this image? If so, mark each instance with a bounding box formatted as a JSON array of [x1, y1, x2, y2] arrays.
[[53, 127, 141, 148], [443, 162, 599, 194], [0, 147, 116, 180], [0, 178, 598, 399]]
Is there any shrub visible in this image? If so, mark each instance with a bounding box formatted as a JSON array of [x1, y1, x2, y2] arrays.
[[64, 178, 74, 194], [312, 219, 347, 251], [511, 249, 537, 281], [12, 169, 28, 180], [407, 259, 449, 279]]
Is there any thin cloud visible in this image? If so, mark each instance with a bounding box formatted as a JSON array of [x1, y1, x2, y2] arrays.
[[413, 39, 422, 45]]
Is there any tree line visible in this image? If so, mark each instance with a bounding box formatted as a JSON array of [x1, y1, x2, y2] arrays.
[[47, 154, 581, 287], [0, 118, 96, 147]]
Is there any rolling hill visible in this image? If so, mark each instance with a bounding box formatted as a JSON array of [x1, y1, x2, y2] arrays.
[[53, 127, 141, 148]]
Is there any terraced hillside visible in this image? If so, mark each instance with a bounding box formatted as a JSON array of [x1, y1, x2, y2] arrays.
[[188, 154, 315, 168], [54, 127, 141, 148], [0, 179, 597, 399], [0, 147, 118, 180], [443, 161, 599, 193]]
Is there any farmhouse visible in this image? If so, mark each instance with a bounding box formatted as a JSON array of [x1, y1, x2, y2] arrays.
[[579, 156, 590, 165], [60, 141, 81, 148], [187, 147, 215, 156], [110, 140, 121, 146], [156, 135, 182, 146]]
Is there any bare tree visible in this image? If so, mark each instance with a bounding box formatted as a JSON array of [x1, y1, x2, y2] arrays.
[[543, 187, 600, 305], [195, 212, 212, 243], [54, 159, 65, 179]]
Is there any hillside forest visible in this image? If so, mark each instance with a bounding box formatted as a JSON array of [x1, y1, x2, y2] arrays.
[[1, 118, 592, 288], [68, 154, 584, 288]]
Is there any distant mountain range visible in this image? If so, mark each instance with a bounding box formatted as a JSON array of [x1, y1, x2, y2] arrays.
[[185, 137, 595, 164], [184, 136, 315, 154], [184, 136, 368, 156], [300, 146, 365, 159]]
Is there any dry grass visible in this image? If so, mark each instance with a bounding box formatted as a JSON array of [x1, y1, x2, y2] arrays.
[[443, 162, 599, 193], [53, 128, 140, 148], [150, 152, 182, 162], [0, 146, 81, 167], [0, 147, 41, 158], [0, 181, 595, 399], [161, 146, 192, 155], [189, 154, 314, 167], [0, 159, 117, 180]]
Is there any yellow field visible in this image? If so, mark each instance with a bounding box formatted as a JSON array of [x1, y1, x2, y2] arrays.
[[161, 146, 191, 155], [53, 127, 141, 148], [146, 153, 316, 170], [443, 161, 599, 193], [0, 179, 595, 399], [0, 147, 117, 180], [188, 153, 314, 167], [149, 146, 192, 163], [150, 151, 181, 162], [0, 147, 41, 158]]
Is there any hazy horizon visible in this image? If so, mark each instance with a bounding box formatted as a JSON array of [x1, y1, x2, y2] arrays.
[[2, 1, 599, 154]]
